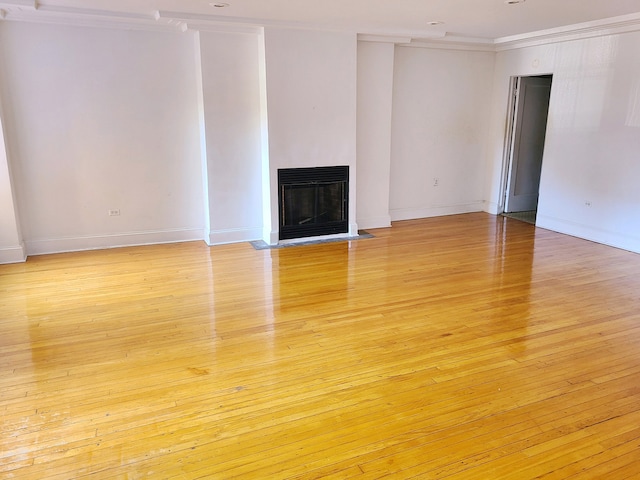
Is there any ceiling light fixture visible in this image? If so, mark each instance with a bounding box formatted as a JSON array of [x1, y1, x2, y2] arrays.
[[504, 0, 526, 4], [210, 2, 229, 7], [427, 21, 444, 26]]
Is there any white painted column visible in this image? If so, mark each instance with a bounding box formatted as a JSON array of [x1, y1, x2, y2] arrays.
[[0, 98, 25, 263], [356, 39, 395, 229], [261, 27, 358, 243]]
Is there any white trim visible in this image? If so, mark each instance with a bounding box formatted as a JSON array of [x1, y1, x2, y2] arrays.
[[208, 226, 263, 245], [390, 202, 484, 222], [36, 5, 149, 20], [483, 202, 502, 216], [359, 13, 640, 52], [537, 214, 640, 255], [399, 39, 496, 53], [25, 228, 204, 256], [155, 10, 352, 34], [501, 76, 521, 213], [357, 34, 412, 44], [0, 0, 36, 9], [194, 32, 212, 249], [257, 30, 272, 247], [0, 6, 639, 48], [495, 12, 640, 51], [263, 228, 279, 246], [0, 244, 26, 264], [0, 5, 180, 32], [356, 215, 392, 230], [154, 10, 263, 34], [180, 22, 262, 35]]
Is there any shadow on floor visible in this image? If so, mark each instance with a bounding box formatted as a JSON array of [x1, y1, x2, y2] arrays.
[[502, 211, 536, 225]]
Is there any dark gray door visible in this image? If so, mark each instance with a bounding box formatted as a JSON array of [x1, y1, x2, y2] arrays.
[[505, 76, 552, 213]]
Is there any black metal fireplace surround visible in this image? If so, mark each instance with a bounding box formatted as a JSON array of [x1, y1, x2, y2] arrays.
[[278, 166, 349, 241]]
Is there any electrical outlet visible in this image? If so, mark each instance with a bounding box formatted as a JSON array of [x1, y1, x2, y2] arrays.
[[584, 201, 592, 207], [108, 209, 121, 216], [433, 178, 439, 187]]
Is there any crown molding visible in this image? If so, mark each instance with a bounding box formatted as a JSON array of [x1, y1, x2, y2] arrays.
[[0, 0, 35, 18], [360, 12, 640, 53], [357, 33, 495, 52], [0, 0, 37, 9], [181, 22, 263, 35], [495, 12, 640, 51], [155, 10, 357, 35], [155, 10, 267, 34], [0, 5, 182, 32], [357, 34, 412, 44], [1, 5, 639, 50], [402, 36, 496, 52]]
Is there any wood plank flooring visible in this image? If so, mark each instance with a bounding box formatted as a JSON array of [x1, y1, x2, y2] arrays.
[[2, 213, 640, 479]]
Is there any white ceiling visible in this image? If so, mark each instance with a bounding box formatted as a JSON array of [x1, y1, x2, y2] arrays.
[[5, 0, 640, 40]]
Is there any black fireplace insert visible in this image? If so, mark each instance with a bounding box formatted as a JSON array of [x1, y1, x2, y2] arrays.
[[278, 166, 349, 241]]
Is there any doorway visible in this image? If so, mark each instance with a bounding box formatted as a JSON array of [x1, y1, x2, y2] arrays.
[[503, 75, 552, 224]]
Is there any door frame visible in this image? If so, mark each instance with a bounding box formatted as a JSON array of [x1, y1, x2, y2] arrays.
[[499, 74, 553, 215], [498, 76, 519, 215]]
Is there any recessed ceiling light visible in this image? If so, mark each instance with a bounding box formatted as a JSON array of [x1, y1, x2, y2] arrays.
[[210, 2, 229, 7], [505, 0, 525, 4]]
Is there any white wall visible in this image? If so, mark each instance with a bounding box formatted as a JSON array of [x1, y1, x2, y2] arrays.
[[197, 30, 264, 245], [0, 22, 204, 255], [356, 40, 395, 230], [485, 32, 640, 253], [262, 27, 358, 243], [2, 16, 637, 261], [390, 46, 496, 221]]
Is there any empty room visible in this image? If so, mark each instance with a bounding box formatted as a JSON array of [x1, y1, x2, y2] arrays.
[[1, 0, 640, 478]]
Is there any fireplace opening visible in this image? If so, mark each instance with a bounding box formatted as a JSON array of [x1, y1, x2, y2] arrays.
[[278, 166, 349, 241]]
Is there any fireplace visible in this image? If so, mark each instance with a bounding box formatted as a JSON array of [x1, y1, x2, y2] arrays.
[[278, 166, 349, 241]]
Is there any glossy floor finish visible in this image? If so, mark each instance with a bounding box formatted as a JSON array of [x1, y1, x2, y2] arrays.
[[2, 213, 640, 479]]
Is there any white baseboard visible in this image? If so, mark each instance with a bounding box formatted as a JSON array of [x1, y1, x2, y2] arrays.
[[537, 214, 640, 254], [356, 215, 392, 230], [208, 226, 263, 245], [484, 201, 503, 215], [390, 202, 484, 222], [25, 228, 204, 256], [0, 243, 27, 264], [263, 227, 279, 246]]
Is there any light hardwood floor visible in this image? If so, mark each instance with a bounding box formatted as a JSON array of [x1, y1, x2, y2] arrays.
[[2, 213, 640, 479]]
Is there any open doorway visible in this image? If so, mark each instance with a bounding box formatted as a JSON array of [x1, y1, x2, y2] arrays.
[[502, 75, 552, 225]]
